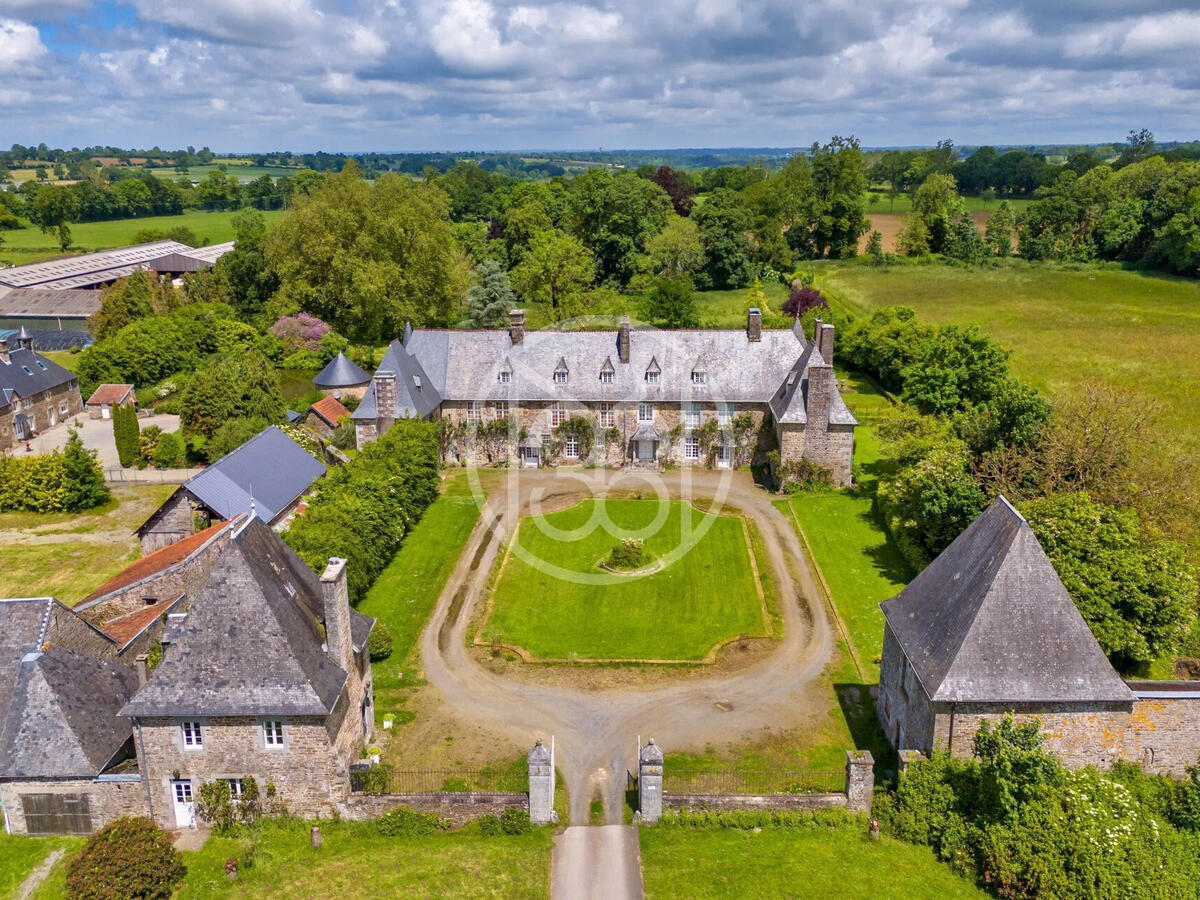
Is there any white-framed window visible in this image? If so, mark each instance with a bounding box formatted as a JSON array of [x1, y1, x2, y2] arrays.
[[645, 370, 659, 385], [597, 402, 615, 428], [264, 720, 284, 747], [553, 369, 568, 384], [717, 403, 733, 426], [638, 402, 654, 423], [600, 370, 613, 384], [22, 399, 32, 409], [691, 370, 706, 385], [685, 402, 701, 427], [564, 435, 579, 458], [494, 401, 509, 420], [182, 721, 203, 749], [550, 402, 567, 427], [467, 401, 482, 422], [497, 370, 511, 384], [227, 778, 244, 799], [684, 436, 700, 460], [58, 402, 68, 414]]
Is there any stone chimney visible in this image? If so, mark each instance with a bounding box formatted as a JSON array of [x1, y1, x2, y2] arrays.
[[320, 557, 353, 672], [813, 315, 822, 345], [0, 339, 9, 366], [509, 309, 526, 346], [135, 654, 149, 687], [618, 315, 631, 363], [746, 307, 762, 342], [806, 364, 834, 431], [818, 323, 834, 365], [372, 370, 396, 436]]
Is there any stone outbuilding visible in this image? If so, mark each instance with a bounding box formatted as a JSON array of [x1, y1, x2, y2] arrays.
[[313, 352, 370, 400], [878, 496, 1200, 776], [305, 395, 351, 437], [85, 383, 136, 420]]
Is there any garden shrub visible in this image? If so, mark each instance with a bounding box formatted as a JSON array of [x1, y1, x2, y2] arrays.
[[500, 808, 532, 835], [112, 402, 140, 468], [606, 539, 646, 570], [0, 433, 110, 513], [152, 431, 184, 468], [374, 805, 450, 837], [368, 622, 393, 661], [657, 808, 856, 830], [356, 762, 393, 795], [65, 816, 184, 900], [477, 814, 503, 836]]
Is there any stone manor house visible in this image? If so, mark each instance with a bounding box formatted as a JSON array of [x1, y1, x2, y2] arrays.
[[0, 328, 83, 451], [0, 515, 375, 835], [353, 309, 857, 485], [879, 496, 1200, 776]]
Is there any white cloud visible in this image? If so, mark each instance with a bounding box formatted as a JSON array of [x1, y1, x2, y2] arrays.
[[0, 17, 45, 72], [129, 0, 323, 45], [1120, 11, 1200, 55]]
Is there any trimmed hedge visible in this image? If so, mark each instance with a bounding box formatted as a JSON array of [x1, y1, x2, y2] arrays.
[[0, 432, 110, 512], [65, 816, 184, 900]]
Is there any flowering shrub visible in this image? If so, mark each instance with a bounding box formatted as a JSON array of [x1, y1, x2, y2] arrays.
[[270, 312, 332, 351]]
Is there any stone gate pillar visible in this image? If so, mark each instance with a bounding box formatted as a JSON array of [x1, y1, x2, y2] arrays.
[[528, 740, 555, 824], [845, 750, 875, 813], [639, 738, 664, 824]]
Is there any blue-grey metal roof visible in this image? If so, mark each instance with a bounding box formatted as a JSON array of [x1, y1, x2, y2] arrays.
[[0, 345, 78, 401], [182, 425, 325, 524], [313, 352, 370, 388]]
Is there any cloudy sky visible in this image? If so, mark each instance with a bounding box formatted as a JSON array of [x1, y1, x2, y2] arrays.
[[2, 0, 1198, 152]]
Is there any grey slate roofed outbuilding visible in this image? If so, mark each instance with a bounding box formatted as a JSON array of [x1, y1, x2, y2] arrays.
[[0, 347, 78, 399], [121, 519, 373, 718], [313, 352, 370, 388], [880, 497, 1133, 704], [179, 425, 325, 524]]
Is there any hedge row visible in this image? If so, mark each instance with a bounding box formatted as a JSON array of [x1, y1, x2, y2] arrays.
[[0, 432, 110, 512]]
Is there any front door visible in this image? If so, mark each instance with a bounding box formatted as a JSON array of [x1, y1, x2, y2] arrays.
[[638, 440, 654, 462], [171, 779, 195, 828], [101, 405, 111, 419], [716, 444, 732, 468], [522, 447, 540, 468]]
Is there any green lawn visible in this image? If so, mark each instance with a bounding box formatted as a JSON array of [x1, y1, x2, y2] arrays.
[[639, 825, 985, 899], [0, 833, 82, 898], [483, 499, 767, 660], [0, 209, 283, 264], [146, 164, 302, 180], [864, 190, 1033, 214], [357, 483, 481, 720]]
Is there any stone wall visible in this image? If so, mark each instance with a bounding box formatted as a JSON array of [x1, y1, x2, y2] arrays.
[[137, 489, 198, 554], [877, 624, 939, 754], [341, 793, 528, 826], [662, 793, 847, 813], [0, 777, 148, 835], [1, 380, 84, 452], [136, 716, 348, 828]]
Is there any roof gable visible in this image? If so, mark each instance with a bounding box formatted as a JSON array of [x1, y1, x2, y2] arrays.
[[881, 497, 1132, 704]]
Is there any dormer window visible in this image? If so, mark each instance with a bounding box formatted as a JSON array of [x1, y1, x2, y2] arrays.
[[413, 375, 422, 390], [553, 358, 569, 384], [692, 371, 706, 385], [645, 371, 659, 385], [498, 371, 511, 384], [645, 356, 661, 385], [600, 371, 613, 384]]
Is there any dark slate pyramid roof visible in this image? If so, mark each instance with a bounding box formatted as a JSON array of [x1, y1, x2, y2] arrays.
[[313, 352, 370, 388], [880, 497, 1133, 704]]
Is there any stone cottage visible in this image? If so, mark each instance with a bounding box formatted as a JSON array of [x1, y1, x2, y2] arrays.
[[84, 383, 136, 419], [0, 518, 375, 834], [353, 309, 857, 484], [879, 496, 1200, 776], [0, 328, 83, 451]]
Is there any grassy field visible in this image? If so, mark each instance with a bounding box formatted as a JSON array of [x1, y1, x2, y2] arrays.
[[146, 164, 302, 180], [864, 190, 1033, 215], [639, 825, 986, 899], [483, 499, 767, 660], [0, 209, 284, 264], [0, 483, 176, 606], [0, 833, 82, 898], [357, 481, 482, 721]]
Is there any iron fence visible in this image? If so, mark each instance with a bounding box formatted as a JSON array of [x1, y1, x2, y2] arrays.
[[350, 766, 527, 795], [663, 769, 845, 796]]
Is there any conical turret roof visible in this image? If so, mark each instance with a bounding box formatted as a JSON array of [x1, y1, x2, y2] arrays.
[[313, 352, 369, 388]]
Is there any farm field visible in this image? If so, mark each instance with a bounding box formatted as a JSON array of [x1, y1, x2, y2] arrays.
[[639, 823, 986, 899], [146, 163, 303, 180], [864, 189, 1033, 215], [0, 209, 283, 264], [0, 483, 176, 606], [482, 498, 768, 661]]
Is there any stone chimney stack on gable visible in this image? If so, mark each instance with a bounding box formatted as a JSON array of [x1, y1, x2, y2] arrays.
[[135, 654, 149, 687], [806, 364, 834, 431], [320, 557, 353, 672], [813, 315, 823, 345], [373, 371, 396, 435], [747, 307, 762, 342], [818, 323, 834, 365], [509, 309, 526, 346], [618, 315, 631, 363]]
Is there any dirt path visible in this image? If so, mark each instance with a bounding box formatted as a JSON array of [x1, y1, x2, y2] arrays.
[[552, 826, 643, 900], [16, 848, 64, 900], [418, 469, 833, 824]]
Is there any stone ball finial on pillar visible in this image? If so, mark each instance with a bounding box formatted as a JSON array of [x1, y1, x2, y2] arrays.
[[639, 738, 664, 824]]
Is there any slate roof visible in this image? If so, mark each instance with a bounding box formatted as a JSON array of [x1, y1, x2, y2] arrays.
[[0, 346, 78, 400], [85, 383, 134, 406], [354, 323, 854, 424], [880, 497, 1133, 704], [121, 519, 374, 718], [0, 598, 135, 777], [0, 287, 102, 319], [313, 352, 370, 388], [309, 395, 351, 427], [99, 597, 186, 650], [177, 426, 325, 524]]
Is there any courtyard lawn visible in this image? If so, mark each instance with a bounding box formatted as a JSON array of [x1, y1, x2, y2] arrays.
[[0, 483, 176, 606], [357, 479, 482, 718], [639, 825, 986, 900], [0, 209, 283, 264], [483, 499, 767, 661]]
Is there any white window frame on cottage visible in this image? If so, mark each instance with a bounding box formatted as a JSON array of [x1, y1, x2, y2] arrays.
[[550, 402, 567, 427], [597, 402, 615, 428], [497, 370, 511, 384], [717, 403, 733, 427], [684, 435, 700, 460], [467, 401, 482, 422], [638, 402, 654, 422], [691, 370, 706, 385], [645, 370, 660, 385], [494, 400, 509, 420], [227, 778, 244, 800], [553, 370, 568, 384], [263, 720, 285, 747], [599, 370, 613, 384], [685, 402, 701, 427], [564, 435, 579, 458], [182, 721, 203, 750], [58, 402, 68, 415]]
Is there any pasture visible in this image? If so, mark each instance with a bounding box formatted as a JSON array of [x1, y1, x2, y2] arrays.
[[0, 209, 283, 264], [146, 163, 302, 180], [482, 498, 769, 661]]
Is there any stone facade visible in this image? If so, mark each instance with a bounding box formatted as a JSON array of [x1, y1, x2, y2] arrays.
[[137, 489, 200, 553], [0, 378, 83, 452], [0, 776, 148, 836]]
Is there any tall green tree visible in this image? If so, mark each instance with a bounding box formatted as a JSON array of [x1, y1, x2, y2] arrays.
[[985, 200, 1017, 256], [461, 259, 516, 327], [215, 209, 278, 322], [179, 350, 285, 444], [641, 215, 705, 280], [692, 188, 755, 289], [511, 228, 595, 319], [61, 429, 111, 510], [112, 403, 140, 468], [32, 184, 78, 250], [88, 271, 159, 340], [566, 169, 671, 285], [808, 136, 869, 258], [638, 277, 698, 328]]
